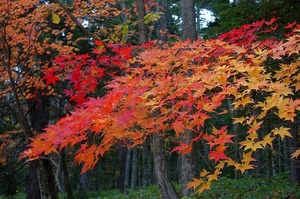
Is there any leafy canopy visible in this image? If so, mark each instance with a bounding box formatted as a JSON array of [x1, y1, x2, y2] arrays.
[[22, 18, 300, 194]]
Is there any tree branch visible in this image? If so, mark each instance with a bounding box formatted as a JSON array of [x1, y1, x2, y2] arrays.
[[54, 0, 98, 40]]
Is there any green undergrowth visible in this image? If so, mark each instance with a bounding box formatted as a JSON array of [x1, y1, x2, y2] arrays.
[[1, 173, 299, 199], [92, 173, 300, 199]]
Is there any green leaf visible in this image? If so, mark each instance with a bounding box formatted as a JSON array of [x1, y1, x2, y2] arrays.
[[144, 12, 163, 24]]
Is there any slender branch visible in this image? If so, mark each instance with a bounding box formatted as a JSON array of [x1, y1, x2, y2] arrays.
[[1, 26, 32, 138], [54, 0, 98, 40]]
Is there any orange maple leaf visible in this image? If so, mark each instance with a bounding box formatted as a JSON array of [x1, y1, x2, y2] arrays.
[[186, 178, 203, 190]]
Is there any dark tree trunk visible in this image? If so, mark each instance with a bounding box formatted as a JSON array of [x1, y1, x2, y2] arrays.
[[27, 93, 58, 199], [152, 133, 179, 199], [227, 99, 241, 179], [79, 163, 87, 199], [158, 0, 168, 43], [118, 141, 127, 193], [252, 93, 262, 177], [181, 0, 197, 41], [124, 148, 132, 190], [61, 149, 73, 199], [180, 130, 197, 197], [26, 161, 41, 199], [142, 139, 152, 186], [288, 122, 300, 183], [136, 0, 148, 43], [42, 158, 59, 199], [130, 147, 139, 188], [253, 148, 262, 177]]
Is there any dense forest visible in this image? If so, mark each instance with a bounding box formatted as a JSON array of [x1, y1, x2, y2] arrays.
[[1, 0, 300, 198]]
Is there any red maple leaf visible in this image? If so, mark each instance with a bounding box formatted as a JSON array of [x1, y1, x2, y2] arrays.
[[208, 145, 228, 163], [265, 17, 280, 25], [42, 69, 59, 86], [284, 21, 297, 29]]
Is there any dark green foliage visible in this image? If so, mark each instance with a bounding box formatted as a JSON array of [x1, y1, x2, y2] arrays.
[[200, 0, 300, 39], [87, 173, 300, 199], [195, 173, 299, 199]]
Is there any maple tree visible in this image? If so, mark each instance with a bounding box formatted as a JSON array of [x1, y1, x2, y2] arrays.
[[0, 0, 140, 198], [20, 16, 300, 197]]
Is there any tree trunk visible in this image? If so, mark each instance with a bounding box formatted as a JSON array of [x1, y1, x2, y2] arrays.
[[252, 93, 262, 177], [288, 122, 300, 183], [26, 161, 41, 199], [227, 99, 241, 179], [124, 148, 132, 190], [142, 139, 152, 186], [27, 93, 58, 199], [180, 130, 197, 197], [130, 147, 139, 188], [42, 158, 59, 199], [181, 0, 197, 41], [136, 0, 148, 43], [158, 0, 168, 43], [79, 163, 87, 199], [118, 141, 127, 193], [61, 149, 73, 199], [152, 133, 179, 199]]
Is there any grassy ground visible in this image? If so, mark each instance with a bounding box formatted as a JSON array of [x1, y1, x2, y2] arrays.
[[91, 173, 299, 199], [1, 173, 299, 198]]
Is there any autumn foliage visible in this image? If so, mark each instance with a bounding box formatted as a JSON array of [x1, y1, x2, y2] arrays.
[[22, 17, 300, 194]]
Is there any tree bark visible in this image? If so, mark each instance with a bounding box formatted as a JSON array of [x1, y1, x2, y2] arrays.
[[180, 130, 197, 197], [136, 0, 148, 43], [26, 161, 41, 199], [181, 0, 197, 41], [288, 122, 300, 183], [61, 149, 73, 199], [158, 0, 168, 43], [27, 93, 58, 199], [124, 148, 132, 190], [152, 133, 179, 199], [79, 163, 87, 199], [252, 93, 262, 177], [142, 139, 152, 186], [118, 141, 127, 193], [130, 147, 139, 188], [227, 99, 241, 179]]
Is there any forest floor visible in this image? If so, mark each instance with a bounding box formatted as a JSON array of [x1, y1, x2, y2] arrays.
[[91, 172, 299, 199], [1, 172, 299, 199]]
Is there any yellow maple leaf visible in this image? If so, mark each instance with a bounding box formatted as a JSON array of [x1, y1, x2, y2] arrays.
[[271, 126, 292, 140], [242, 151, 255, 163], [291, 149, 300, 159], [208, 169, 222, 182], [52, 11, 60, 24], [216, 161, 225, 170], [200, 169, 210, 177], [254, 47, 268, 55], [232, 96, 253, 109], [248, 119, 263, 133], [233, 116, 246, 124], [196, 181, 211, 194], [260, 134, 275, 148], [236, 161, 255, 174], [225, 157, 236, 166], [247, 133, 259, 141]]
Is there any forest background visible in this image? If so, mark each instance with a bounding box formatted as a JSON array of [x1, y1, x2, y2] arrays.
[[1, 0, 300, 199]]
